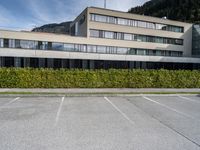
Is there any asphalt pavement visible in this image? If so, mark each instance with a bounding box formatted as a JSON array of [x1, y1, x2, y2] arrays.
[[0, 95, 200, 150]]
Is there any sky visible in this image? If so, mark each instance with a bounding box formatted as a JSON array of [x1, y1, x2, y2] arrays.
[[0, 0, 149, 31]]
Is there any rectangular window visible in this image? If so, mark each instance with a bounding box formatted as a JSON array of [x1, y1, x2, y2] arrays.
[[37, 41, 48, 50], [118, 18, 128, 25], [156, 50, 162, 56], [104, 31, 114, 39], [90, 14, 95, 21], [138, 21, 147, 28], [9, 39, 15, 48], [3, 39, 9, 48], [19, 40, 36, 49], [87, 45, 97, 53], [64, 43, 74, 51], [0, 39, 3, 47], [90, 30, 99, 37], [155, 37, 164, 43], [137, 49, 146, 55], [136, 35, 146, 42], [117, 47, 127, 54], [147, 50, 154, 55], [175, 39, 183, 45], [147, 36, 155, 42], [80, 44, 87, 52], [52, 43, 64, 50], [117, 33, 123, 40], [147, 22, 155, 29], [97, 46, 106, 53], [156, 24, 167, 30], [171, 51, 179, 57], [107, 46, 117, 54], [74, 44, 81, 52], [95, 15, 107, 22], [124, 34, 132, 41], [127, 48, 136, 55], [108, 16, 117, 24]]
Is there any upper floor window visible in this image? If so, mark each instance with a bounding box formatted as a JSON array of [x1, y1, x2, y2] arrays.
[[0, 39, 3, 47], [90, 14, 184, 33]]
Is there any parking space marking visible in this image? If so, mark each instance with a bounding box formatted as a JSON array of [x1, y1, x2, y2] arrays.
[[54, 96, 65, 127], [104, 97, 135, 125], [178, 95, 200, 103], [142, 96, 196, 120], [2, 97, 20, 107]]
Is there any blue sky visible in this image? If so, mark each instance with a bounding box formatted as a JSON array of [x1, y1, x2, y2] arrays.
[[0, 0, 149, 31]]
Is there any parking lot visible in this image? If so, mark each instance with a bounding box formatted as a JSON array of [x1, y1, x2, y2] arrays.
[[0, 95, 200, 150]]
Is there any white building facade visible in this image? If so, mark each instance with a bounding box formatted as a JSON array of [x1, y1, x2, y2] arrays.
[[0, 7, 200, 69]]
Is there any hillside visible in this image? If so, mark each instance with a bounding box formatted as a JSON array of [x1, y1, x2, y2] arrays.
[[129, 0, 200, 23], [32, 21, 72, 34]]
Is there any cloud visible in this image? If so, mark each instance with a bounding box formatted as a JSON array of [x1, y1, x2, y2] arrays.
[[0, 0, 149, 31]]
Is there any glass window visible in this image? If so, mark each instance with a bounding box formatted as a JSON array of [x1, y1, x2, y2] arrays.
[[9, 39, 15, 48], [136, 35, 147, 42], [19, 40, 36, 49], [74, 44, 81, 52], [155, 37, 164, 43], [156, 24, 167, 30], [97, 46, 106, 53], [156, 50, 162, 56], [118, 18, 128, 25], [127, 48, 136, 55], [124, 34, 132, 40], [87, 45, 97, 53], [138, 21, 147, 28], [37, 41, 48, 50], [116, 33, 123, 40], [161, 51, 165, 56], [95, 15, 107, 22], [90, 14, 95, 21], [175, 39, 183, 45], [90, 30, 99, 37], [171, 51, 179, 57], [0, 39, 3, 47], [3, 39, 9, 48], [147, 50, 154, 55], [147, 22, 155, 29], [52, 43, 64, 50], [147, 36, 155, 43], [107, 46, 117, 54], [63, 43, 74, 51], [117, 47, 127, 54], [80, 44, 87, 52], [108, 16, 117, 24], [104, 31, 114, 39], [137, 49, 146, 55]]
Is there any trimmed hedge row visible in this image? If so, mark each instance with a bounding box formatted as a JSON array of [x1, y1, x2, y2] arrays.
[[0, 68, 200, 88]]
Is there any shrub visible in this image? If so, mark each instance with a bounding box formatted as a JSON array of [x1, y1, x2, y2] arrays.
[[0, 68, 199, 88]]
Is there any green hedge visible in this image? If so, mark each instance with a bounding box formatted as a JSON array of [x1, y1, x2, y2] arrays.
[[0, 68, 199, 88]]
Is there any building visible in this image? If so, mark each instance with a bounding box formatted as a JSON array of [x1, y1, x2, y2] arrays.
[[192, 24, 200, 58], [0, 7, 200, 69]]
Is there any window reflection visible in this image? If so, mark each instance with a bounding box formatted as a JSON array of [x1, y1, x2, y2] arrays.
[[0, 38, 183, 57], [90, 14, 184, 33]]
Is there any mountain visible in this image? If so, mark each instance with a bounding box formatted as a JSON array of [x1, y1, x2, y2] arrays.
[[32, 21, 72, 34], [128, 0, 200, 23]]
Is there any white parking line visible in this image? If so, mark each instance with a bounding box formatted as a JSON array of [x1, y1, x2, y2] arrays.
[[104, 97, 135, 125], [54, 97, 65, 127], [178, 95, 200, 103], [142, 96, 196, 120], [3, 97, 20, 106]]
